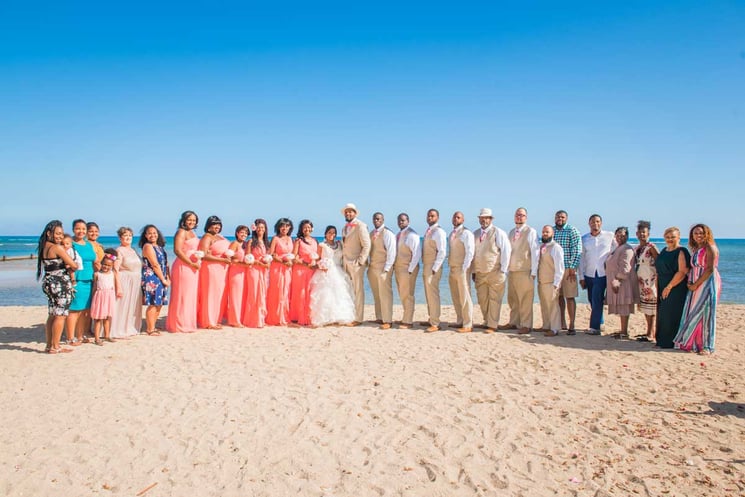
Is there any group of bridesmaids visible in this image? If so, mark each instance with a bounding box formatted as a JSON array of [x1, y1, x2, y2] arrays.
[[165, 211, 354, 333]]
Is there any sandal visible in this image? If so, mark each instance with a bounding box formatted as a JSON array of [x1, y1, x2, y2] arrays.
[[613, 333, 629, 340], [636, 336, 651, 342], [94, 340, 104, 346], [104, 337, 116, 343], [145, 330, 161, 336]]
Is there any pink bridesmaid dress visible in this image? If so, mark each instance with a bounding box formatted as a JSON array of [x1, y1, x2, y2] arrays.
[[197, 235, 230, 328], [166, 236, 200, 332], [243, 242, 269, 328], [266, 236, 293, 326], [225, 243, 246, 327], [289, 238, 318, 325]]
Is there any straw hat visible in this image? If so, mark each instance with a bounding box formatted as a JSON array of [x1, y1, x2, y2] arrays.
[[478, 208, 493, 218]]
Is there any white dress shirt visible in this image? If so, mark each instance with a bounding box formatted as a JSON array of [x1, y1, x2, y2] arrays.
[[579, 231, 616, 279]]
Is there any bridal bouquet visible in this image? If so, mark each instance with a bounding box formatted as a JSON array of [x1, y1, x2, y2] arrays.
[[224, 249, 235, 258], [262, 254, 273, 264], [244, 254, 255, 264], [283, 254, 295, 261]]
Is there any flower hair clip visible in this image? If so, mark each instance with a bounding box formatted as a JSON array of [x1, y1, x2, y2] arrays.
[[104, 254, 117, 261]]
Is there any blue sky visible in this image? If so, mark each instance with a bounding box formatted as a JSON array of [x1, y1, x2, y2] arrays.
[[1, 1, 743, 238]]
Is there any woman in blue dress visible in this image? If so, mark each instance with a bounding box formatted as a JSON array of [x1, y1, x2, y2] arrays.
[[140, 224, 170, 335], [66, 219, 98, 345]]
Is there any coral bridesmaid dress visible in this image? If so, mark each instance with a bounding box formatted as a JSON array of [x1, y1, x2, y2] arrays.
[[289, 238, 318, 325], [166, 236, 200, 332], [225, 243, 246, 327], [266, 237, 293, 326], [197, 235, 230, 328], [243, 242, 269, 328]]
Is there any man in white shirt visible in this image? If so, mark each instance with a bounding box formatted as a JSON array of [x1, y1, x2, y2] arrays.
[[368, 212, 396, 330], [471, 208, 511, 333], [393, 213, 420, 329], [506, 207, 538, 334], [422, 209, 447, 333], [579, 214, 616, 335], [537, 226, 565, 336], [448, 211, 475, 333]]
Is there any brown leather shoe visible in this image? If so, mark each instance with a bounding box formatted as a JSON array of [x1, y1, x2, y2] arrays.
[[483, 328, 495, 334], [497, 324, 514, 330], [380, 323, 391, 330], [517, 327, 531, 334], [456, 327, 473, 333], [399, 323, 412, 329], [425, 325, 440, 333], [346, 321, 362, 327]]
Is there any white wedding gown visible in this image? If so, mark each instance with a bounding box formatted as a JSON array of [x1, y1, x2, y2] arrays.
[[309, 241, 355, 326]]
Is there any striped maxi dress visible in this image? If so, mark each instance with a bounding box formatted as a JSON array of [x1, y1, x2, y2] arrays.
[[674, 246, 721, 353]]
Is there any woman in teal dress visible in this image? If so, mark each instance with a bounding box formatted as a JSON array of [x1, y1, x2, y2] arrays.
[[66, 219, 98, 345], [654, 227, 691, 349]]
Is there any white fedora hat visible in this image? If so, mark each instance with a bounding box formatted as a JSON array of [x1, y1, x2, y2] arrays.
[[341, 203, 359, 215], [478, 208, 493, 218]]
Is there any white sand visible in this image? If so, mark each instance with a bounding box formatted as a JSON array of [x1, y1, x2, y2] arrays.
[[1, 304, 743, 496]]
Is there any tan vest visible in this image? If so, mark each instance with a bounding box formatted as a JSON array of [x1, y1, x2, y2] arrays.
[[473, 225, 500, 273], [508, 225, 532, 272], [422, 225, 440, 265], [448, 228, 466, 268], [538, 242, 557, 284], [394, 229, 413, 269], [369, 229, 388, 269]]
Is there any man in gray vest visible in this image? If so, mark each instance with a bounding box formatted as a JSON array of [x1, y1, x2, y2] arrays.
[[472, 208, 511, 333]]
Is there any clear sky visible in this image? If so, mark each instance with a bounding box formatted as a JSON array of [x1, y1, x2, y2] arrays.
[[1, 1, 743, 238]]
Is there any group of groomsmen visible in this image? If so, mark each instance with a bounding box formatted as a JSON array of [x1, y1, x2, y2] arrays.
[[337, 203, 577, 337]]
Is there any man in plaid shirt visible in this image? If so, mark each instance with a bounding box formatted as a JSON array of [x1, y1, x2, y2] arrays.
[[553, 210, 582, 334]]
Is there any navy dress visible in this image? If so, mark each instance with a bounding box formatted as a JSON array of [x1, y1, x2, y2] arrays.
[[141, 244, 169, 305]]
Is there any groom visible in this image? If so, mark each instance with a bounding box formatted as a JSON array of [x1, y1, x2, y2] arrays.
[[341, 203, 371, 326]]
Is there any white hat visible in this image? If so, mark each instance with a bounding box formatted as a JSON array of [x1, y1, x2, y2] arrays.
[[341, 203, 359, 215], [478, 208, 493, 218]]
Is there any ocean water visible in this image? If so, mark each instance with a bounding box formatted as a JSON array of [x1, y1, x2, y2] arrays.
[[1, 236, 744, 306]]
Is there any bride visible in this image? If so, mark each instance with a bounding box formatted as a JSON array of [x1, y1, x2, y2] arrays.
[[309, 225, 355, 326]]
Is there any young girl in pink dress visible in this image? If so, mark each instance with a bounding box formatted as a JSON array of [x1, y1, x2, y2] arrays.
[[90, 249, 120, 345], [225, 225, 250, 327], [243, 219, 271, 328], [289, 219, 319, 326], [197, 215, 231, 329], [266, 218, 294, 326], [166, 211, 201, 333]]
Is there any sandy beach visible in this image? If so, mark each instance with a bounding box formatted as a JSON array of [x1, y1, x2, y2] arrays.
[[1, 303, 743, 496]]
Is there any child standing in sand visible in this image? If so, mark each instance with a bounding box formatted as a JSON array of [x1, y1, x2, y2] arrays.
[[90, 249, 120, 345]]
